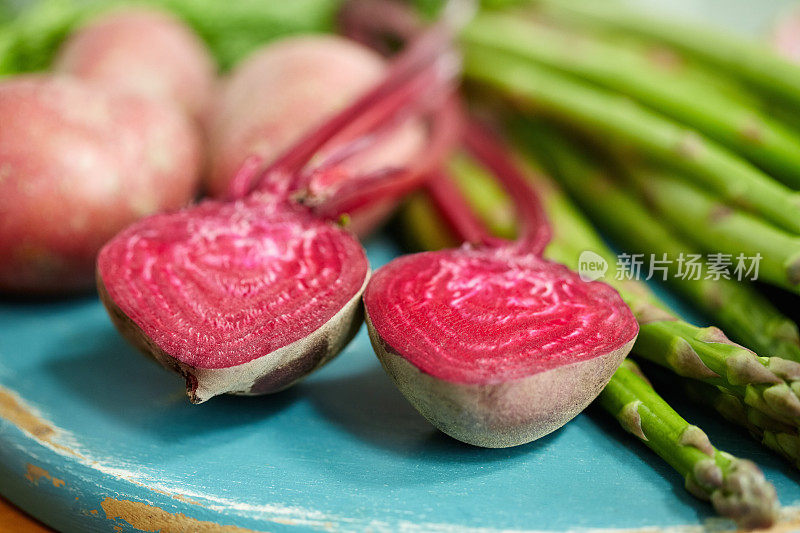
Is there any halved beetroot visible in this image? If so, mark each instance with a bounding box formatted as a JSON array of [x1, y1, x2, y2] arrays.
[[98, 198, 368, 403], [363, 123, 638, 447], [365, 248, 637, 447]]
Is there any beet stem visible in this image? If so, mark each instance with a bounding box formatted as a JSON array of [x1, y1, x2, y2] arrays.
[[463, 122, 552, 256], [226, 155, 266, 200], [295, 52, 456, 192], [243, 20, 460, 200], [425, 168, 503, 248], [340, 3, 549, 251], [312, 95, 462, 217]]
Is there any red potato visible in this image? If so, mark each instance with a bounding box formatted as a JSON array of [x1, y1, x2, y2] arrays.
[[0, 76, 202, 294], [207, 35, 424, 236], [54, 7, 216, 121]]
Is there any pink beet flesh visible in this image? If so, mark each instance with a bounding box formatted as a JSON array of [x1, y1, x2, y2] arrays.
[[98, 197, 368, 370], [365, 248, 637, 384]]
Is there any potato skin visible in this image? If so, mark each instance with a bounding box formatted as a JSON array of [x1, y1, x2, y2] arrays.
[[0, 76, 202, 293], [206, 35, 423, 235], [54, 7, 216, 120]]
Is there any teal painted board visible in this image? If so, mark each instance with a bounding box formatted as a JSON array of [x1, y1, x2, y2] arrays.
[[0, 237, 799, 533], [3, 0, 800, 530]]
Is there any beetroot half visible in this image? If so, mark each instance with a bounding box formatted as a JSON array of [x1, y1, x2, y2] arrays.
[[97, 24, 460, 403], [363, 123, 639, 447], [98, 199, 368, 403]]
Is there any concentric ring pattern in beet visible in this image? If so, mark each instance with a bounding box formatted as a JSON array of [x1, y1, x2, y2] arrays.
[[365, 248, 638, 384], [98, 198, 368, 369]]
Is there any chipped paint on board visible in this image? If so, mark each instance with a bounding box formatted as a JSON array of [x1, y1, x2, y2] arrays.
[[0, 388, 65, 450], [101, 498, 262, 533], [24, 464, 65, 488], [0, 386, 85, 461]]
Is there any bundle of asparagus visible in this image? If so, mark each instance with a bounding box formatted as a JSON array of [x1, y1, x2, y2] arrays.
[[392, 0, 800, 523], [519, 123, 800, 457]]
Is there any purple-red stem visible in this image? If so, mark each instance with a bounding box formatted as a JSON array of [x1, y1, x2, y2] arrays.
[[294, 51, 453, 190], [244, 22, 459, 200], [313, 96, 462, 217], [227, 155, 266, 200], [463, 122, 552, 256], [336, 1, 550, 242], [425, 168, 501, 247]]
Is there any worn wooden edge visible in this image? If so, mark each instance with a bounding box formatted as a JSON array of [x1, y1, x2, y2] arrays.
[[3, 381, 800, 532]]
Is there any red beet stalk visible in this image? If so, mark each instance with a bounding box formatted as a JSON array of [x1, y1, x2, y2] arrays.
[[228, 7, 463, 210], [363, 120, 638, 447], [97, 20, 462, 403], [424, 168, 501, 248]]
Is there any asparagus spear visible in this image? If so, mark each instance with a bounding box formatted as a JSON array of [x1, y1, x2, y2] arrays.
[[531, 0, 800, 114], [505, 121, 800, 363], [600, 360, 779, 530], [461, 45, 800, 234], [623, 164, 800, 296], [401, 159, 781, 528], [462, 13, 800, 188], [632, 318, 800, 427], [516, 124, 800, 426], [685, 379, 800, 470]]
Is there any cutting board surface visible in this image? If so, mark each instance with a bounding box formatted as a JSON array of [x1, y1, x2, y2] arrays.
[[1, 238, 799, 533]]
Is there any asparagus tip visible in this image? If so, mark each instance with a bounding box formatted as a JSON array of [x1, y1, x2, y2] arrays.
[[767, 357, 800, 382], [725, 352, 781, 387], [708, 457, 780, 530], [763, 383, 800, 419]]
